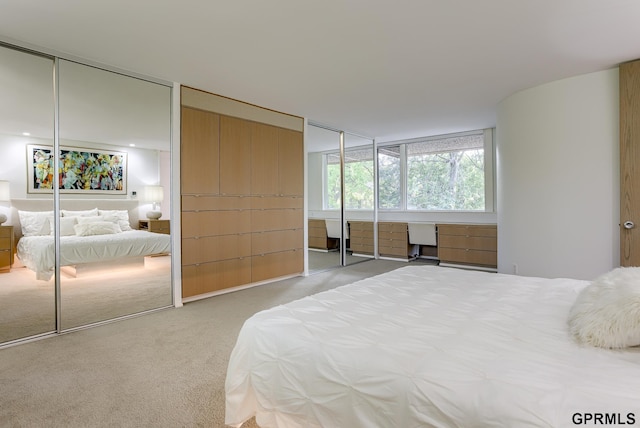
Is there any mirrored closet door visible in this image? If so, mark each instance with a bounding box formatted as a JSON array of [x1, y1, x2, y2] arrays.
[[307, 125, 341, 272], [0, 45, 56, 344], [57, 59, 173, 330], [343, 133, 375, 265], [306, 123, 375, 272], [0, 43, 173, 347]]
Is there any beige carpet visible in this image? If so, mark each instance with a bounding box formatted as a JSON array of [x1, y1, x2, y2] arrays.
[[0, 259, 407, 428], [0, 256, 172, 344]]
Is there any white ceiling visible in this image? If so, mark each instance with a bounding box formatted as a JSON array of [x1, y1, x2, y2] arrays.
[[1, 0, 639, 144]]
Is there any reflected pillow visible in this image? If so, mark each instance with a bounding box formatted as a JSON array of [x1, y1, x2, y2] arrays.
[[18, 210, 54, 236], [568, 267, 640, 348], [74, 221, 122, 237], [98, 209, 133, 231], [49, 216, 77, 236], [60, 208, 98, 217], [76, 215, 105, 224]]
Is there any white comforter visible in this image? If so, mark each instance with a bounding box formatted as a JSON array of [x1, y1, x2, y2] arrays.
[[17, 230, 171, 280], [225, 266, 640, 428]]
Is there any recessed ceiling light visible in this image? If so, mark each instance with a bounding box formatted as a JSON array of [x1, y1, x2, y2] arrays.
[[129, 143, 136, 147], [22, 132, 30, 136]]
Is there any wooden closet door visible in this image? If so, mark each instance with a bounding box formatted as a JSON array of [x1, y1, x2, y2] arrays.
[[181, 107, 220, 194], [620, 60, 640, 266], [251, 122, 279, 195], [220, 115, 251, 195], [278, 128, 304, 196]]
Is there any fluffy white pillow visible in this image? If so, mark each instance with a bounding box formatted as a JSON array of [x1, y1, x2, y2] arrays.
[[98, 209, 133, 231], [18, 210, 54, 236], [76, 215, 105, 224], [568, 267, 640, 348], [74, 221, 122, 237], [61, 208, 98, 217], [49, 216, 77, 236]]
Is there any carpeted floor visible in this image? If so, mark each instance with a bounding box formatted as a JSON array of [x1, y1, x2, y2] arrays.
[[0, 259, 408, 428], [0, 256, 172, 343]]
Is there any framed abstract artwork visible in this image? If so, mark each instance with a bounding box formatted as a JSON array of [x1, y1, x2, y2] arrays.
[[27, 145, 127, 194]]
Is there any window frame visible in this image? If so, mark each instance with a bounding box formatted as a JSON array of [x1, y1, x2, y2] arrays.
[[376, 128, 495, 213]]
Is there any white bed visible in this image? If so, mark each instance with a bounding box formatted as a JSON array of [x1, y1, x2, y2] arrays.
[[18, 230, 171, 281], [14, 207, 170, 281], [225, 265, 640, 427]]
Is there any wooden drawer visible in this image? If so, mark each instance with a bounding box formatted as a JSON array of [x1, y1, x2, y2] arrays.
[[0, 237, 11, 250], [438, 234, 497, 252], [251, 208, 303, 232], [308, 219, 327, 239], [349, 221, 373, 232], [181, 195, 251, 211], [0, 226, 14, 271], [379, 243, 413, 257], [438, 224, 497, 238], [149, 220, 170, 234], [182, 257, 252, 298], [182, 210, 252, 237], [252, 229, 303, 255], [0, 227, 12, 239], [309, 236, 328, 248], [0, 249, 10, 271], [378, 222, 408, 233], [350, 232, 374, 254], [438, 247, 497, 267], [252, 249, 303, 282], [437, 223, 497, 268], [182, 233, 251, 265]]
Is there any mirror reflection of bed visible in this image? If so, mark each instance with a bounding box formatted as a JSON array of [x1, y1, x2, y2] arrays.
[[0, 44, 173, 346], [0, 200, 172, 341]]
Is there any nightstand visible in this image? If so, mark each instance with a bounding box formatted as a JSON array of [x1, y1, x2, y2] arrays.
[[139, 219, 170, 234], [0, 225, 14, 273]]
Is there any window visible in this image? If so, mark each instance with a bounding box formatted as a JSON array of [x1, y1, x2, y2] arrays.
[[378, 130, 492, 211], [325, 147, 374, 210]]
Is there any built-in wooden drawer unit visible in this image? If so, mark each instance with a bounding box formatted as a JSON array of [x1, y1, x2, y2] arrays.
[[0, 226, 14, 272], [378, 222, 413, 259], [348, 221, 374, 255], [308, 219, 338, 250], [308, 219, 327, 249], [437, 224, 497, 269]]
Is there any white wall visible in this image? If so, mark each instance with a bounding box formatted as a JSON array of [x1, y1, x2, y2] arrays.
[[496, 68, 619, 279]]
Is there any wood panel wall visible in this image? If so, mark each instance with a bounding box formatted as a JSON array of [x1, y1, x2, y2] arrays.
[[620, 60, 640, 266], [180, 87, 304, 299]]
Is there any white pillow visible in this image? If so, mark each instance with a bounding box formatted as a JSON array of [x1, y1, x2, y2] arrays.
[[61, 208, 98, 217], [18, 210, 54, 236], [568, 267, 640, 348], [49, 216, 77, 236], [76, 215, 105, 224], [74, 221, 122, 237], [98, 209, 133, 231]]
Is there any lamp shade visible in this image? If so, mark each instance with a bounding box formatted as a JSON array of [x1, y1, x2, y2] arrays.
[[143, 185, 164, 203], [0, 180, 10, 201]]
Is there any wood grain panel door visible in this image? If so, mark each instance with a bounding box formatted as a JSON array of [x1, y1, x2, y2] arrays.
[[278, 128, 304, 196], [220, 115, 251, 195], [620, 60, 640, 266], [181, 107, 220, 194], [251, 122, 279, 195]]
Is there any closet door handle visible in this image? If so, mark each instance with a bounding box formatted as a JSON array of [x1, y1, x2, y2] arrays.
[[624, 220, 635, 229]]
